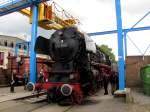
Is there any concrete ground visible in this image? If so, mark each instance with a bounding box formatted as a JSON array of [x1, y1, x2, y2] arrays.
[[0, 86, 26, 95], [127, 88, 150, 112], [0, 86, 34, 103], [67, 89, 128, 112], [0, 86, 150, 112]]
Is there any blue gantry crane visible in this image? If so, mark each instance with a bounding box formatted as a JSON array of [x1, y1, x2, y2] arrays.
[[88, 9, 150, 91], [0, 0, 150, 92]]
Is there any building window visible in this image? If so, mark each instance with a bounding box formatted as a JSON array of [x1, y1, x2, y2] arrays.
[[4, 41, 7, 47], [0, 52, 4, 65], [24, 45, 27, 50], [19, 45, 21, 49], [10, 42, 14, 48]]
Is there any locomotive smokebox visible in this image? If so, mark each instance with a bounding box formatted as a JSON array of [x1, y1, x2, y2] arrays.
[[60, 84, 73, 96]]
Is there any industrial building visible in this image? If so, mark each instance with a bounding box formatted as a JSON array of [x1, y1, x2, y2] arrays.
[[0, 35, 28, 69]]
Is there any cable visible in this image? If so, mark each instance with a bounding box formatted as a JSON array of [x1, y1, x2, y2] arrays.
[[143, 44, 150, 55], [127, 34, 143, 55], [131, 11, 150, 29]]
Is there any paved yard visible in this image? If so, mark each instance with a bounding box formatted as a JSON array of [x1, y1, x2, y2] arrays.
[[0, 86, 150, 112]]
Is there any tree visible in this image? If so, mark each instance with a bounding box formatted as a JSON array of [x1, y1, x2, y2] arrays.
[[98, 45, 116, 63]]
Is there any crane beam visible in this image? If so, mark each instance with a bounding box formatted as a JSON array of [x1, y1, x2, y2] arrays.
[[88, 26, 150, 36]]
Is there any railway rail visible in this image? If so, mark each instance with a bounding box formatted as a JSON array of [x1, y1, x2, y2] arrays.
[[0, 89, 74, 112]]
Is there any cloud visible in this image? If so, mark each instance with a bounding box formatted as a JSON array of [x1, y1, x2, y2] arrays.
[[122, 0, 150, 14], [95, 0, 113, 3], [96, 0, 150, 14], [0, 12, 53, 38], [54, 0, 117, 32], [0, 12, 31, 35]]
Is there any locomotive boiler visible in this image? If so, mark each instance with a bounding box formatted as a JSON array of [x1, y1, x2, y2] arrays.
[[34, 27, 112, 104]]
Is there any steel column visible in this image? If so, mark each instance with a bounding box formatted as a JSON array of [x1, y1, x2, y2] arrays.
[[124, 32, 127, 57], [30, 4, 38, 83], [123, 32, 127, 86], [115, 0, 125, 90]]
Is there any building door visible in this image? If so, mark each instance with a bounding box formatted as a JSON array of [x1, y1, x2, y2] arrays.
[[0, 52, 4, 65]]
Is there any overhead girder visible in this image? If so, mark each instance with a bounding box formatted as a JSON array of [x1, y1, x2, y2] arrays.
[[88, 26, 150, 36]]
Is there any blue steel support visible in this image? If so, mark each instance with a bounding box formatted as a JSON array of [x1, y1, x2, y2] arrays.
[[123, 32, 127, 86], [0, 1, 32, 16], [30, 4, 38, 84], [124, 32, 127, 57], [0, 0, 50, 16], [88, 26, 150, 36], [88, 30, 118, 36], [88, 11, 150, 36], [115, 0, 125, 90]]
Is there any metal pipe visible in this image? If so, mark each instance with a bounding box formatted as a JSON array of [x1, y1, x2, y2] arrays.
[[127, 35, 143, 55]]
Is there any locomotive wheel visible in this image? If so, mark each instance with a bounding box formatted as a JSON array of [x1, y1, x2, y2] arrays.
[[58, 93, 76, 106]]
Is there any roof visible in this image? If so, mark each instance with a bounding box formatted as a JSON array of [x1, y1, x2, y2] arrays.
[[0, 35, 27, 42]]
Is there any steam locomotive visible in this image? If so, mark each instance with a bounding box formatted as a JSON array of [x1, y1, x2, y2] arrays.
[[34, 27, 113, 104]]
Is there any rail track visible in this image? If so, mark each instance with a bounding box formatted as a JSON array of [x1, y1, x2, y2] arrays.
[[0, 91, 74, 112]]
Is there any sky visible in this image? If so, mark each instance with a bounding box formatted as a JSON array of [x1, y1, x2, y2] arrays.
[[0, 0, 150, 59]]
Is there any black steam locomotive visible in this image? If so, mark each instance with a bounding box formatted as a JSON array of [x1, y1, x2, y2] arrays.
[[35, 27, 112, 104]]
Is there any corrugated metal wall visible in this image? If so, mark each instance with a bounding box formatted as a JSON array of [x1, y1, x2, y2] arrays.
[[126, 56, 150, 87]]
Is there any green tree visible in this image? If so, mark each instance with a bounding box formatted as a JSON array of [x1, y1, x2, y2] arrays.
[[98, 45, 116, 63]]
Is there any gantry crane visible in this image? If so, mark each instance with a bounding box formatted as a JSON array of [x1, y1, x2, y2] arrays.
[[19, 1, 79, 30]]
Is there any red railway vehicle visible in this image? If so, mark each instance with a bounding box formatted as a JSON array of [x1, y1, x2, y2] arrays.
[[7, 55, 52, 85]]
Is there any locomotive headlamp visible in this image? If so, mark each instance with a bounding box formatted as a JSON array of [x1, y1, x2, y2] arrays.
[[61, 84, 72, 96]]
